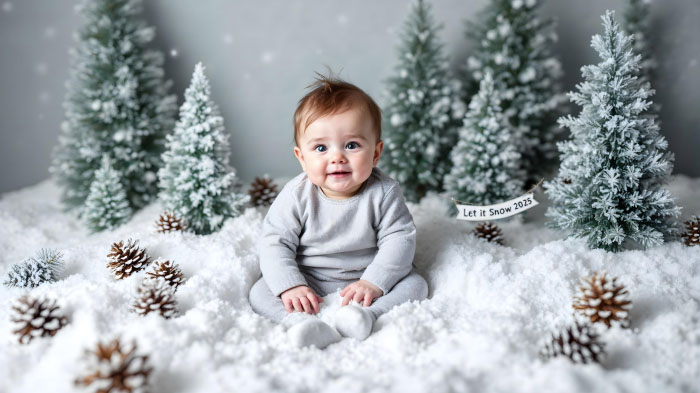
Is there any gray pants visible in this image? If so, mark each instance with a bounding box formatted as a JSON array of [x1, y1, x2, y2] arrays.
[[249, 270, 428, 323]]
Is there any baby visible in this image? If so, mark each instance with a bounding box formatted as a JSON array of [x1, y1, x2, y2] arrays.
[[248, 74, 428, 349]]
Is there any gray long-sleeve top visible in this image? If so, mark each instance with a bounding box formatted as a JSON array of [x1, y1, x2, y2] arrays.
[[258, 167, 416, 297]]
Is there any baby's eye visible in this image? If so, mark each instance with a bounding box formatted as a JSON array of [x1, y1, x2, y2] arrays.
[[345, 142, 360, 150], [314, 145, 327, 152]]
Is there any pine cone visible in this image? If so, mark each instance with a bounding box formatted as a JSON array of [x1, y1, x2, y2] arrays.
[[573, 272, 632, 328], [107, 239, 151, 280], [11, 295, 68, 344], [156, 211, 185, 233], [682, 216, 700, 246], [146, 259, 185, 289], [132, 278, 178, 318], [540, 322, 605, 364], [248, 176, 278, 207], [75, 338, 152, 393], [473, 222, 504, 245]]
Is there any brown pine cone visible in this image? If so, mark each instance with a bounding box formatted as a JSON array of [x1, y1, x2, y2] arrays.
[[11, 295, 68, 344], [573, 272, 632, 328], [132, 278, 178, 319], [473, 222, 504, 245], [682, 216, 700, 246], [156, 211, 185, 233], [540, 322, 605, 364], [74, 338, 152, 392], [146, 259, 185, 289], [107, 239, 151, 280], [249, 176, 278, 207]]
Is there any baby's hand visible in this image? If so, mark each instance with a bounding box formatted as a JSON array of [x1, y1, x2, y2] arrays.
[[340, 280, 383, 307], [280, 285, 323, 314]]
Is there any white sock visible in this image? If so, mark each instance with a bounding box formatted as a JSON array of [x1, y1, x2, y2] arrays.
[[334, 304, 375, 340], [286, 317, 341, 349]]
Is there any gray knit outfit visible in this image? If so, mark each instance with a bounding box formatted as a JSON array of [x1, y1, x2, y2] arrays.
[[249, 167, 428, 322]]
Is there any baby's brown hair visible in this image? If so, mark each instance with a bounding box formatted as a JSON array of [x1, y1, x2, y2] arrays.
[[294, 73, 382, 146]]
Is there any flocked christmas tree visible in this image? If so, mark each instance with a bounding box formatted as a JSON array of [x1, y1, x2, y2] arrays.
[[464, 0, 564, 186], [443, 73, 523, 210], [380, 0, 465, 203], [158, 63, 248, 235], [51, 0, 177, 215], [84, 156, 132, 232], [4, 249, 64, 289], [545, 11, 679, 252], [623, 0, 656, 88]]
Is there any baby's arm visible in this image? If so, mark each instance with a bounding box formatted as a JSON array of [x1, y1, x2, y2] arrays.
[[258, 185, 319, 307], [340, 280, 383, 307], [281, 285, 323, 314], [358, 184, 416, 296]]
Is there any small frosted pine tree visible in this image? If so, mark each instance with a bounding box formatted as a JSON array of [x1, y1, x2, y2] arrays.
[[158, 63, 248, 235], [444, 73, 523, 211], [84, 156, 132, 232], [51, 0, 177, 215], [545, 11, 679, 252], [623, 0, 656, 87], [464, 0, 565, 185], [4, 249, 63, 288], [380, 0, 465, 203]]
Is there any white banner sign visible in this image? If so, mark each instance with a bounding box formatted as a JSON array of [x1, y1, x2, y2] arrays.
[[455, 193, 539, 221]]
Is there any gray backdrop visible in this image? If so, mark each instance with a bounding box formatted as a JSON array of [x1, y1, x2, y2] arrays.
[[1, 0, 698, 195]]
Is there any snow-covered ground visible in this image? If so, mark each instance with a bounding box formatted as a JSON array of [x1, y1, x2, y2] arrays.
[[1, 176, 699, 393]]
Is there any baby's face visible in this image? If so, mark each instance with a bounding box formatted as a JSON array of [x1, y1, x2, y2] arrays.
[[294, 105, 383, 200]]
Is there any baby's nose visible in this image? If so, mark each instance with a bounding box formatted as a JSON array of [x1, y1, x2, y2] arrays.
[[330, 151, 347, 163]]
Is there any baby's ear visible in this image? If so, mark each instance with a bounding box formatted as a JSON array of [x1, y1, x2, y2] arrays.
[[373, 140, 384, 166], [293, 146, 306, 171]]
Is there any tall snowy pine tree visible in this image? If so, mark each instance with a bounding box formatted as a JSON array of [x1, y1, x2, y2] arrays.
[[545, 11, 679, 252], [444, 73, 523, 211], [84, 156, 132, 232], [380, 0, 465, 203], [464, 0, 564, 186], [158, 63, 248, 235], [51, 0, 176, 215]]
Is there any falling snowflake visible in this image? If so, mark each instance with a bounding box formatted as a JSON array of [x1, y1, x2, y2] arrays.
[[223, 33, 234, 45], [2, 2, 13, 12], [261, 51, 275, 64], [390, 113, 403, 126], [170, 49, 178, 57], [518, 67, 536, 83], [337, 14, 348, 25], [38, 91, 50, 103], [425, 143, 436, 157], [144, 171, 157, 184], [44, 27, 56, 39], [35, 63, 48, 76]]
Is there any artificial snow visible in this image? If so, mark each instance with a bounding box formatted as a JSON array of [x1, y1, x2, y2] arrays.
[[1, 176, 699, 393]]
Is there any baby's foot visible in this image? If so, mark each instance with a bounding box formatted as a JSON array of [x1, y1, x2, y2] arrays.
[[287, 318, 341, 349], [334, 304, 375, 340]]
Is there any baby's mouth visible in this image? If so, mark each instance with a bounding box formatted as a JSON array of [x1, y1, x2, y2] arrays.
[[328, 171, 351, 177]]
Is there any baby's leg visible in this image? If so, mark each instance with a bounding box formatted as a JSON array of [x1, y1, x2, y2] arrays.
[[334, 271, 428, 340], [248, 277, 288, 323], [366, 271, 428, 320], [248, 277, 341, 348]]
